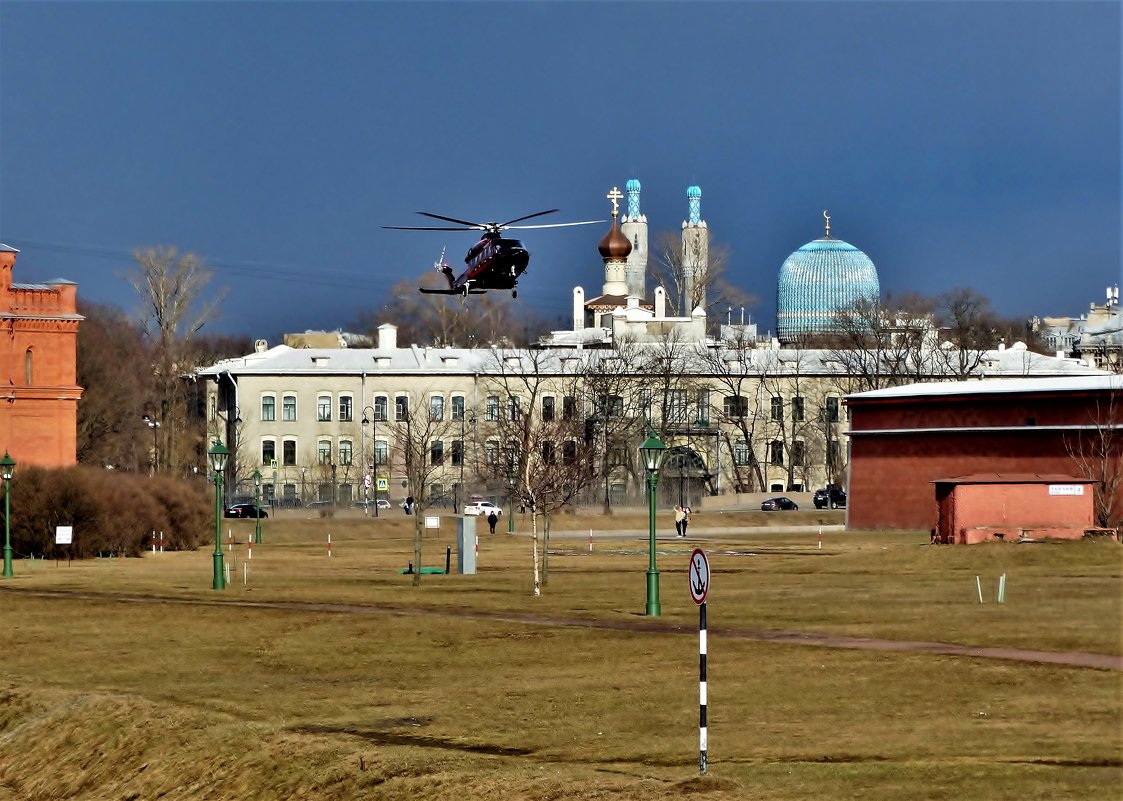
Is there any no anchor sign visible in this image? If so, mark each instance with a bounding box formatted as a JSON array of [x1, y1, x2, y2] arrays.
[[688, 548, 710, 605]]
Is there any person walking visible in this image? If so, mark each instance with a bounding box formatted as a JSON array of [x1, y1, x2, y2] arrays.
[[681, 506, 691, 538], [674, 505, 684, 537], [487, 511, 498, 535]]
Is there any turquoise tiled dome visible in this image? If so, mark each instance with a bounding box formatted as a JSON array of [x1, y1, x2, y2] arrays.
[[776, 236, 880, 342]]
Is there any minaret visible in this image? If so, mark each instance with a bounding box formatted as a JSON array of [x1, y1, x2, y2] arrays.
[[599, 186, 632, 296], [621, 178, 647, 298], [681, 185, 709, 313]]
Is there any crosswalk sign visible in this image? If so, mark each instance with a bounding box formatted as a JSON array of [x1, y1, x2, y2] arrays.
[[377, 477, 389, 492]]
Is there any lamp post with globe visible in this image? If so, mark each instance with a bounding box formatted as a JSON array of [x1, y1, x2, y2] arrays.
[[209, 440, 229, 590], [1, 452, 15, 578], [639, 432, 667, 616]]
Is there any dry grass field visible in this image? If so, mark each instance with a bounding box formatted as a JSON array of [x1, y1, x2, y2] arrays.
[[0, 508, 1119, 800]]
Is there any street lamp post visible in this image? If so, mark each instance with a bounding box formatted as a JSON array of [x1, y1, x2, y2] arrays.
[[506, 467, 516, 534], [142, 414, 161, 474], [300, 466, 306, 508], [640, 432, 667, 616], [252, 468, 263, 544], [208, 440, 229, 590], [361, 405, 378, 517], [1, 452, 15, 578]]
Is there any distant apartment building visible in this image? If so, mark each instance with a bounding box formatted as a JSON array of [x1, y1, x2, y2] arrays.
[[1034, 286, 1122, 372]]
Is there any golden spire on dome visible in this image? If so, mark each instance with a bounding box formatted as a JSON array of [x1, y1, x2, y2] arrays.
[[823, 209, 831, 238]]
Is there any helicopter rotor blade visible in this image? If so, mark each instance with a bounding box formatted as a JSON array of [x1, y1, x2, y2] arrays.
[[416, 211, 487, 228], [383, 225, 476, 232], [498, 209, 560, 227], [505, 220, 606, 230]]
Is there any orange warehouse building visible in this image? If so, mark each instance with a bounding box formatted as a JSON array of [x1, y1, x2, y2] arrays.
[[0, 244, 84, 467]]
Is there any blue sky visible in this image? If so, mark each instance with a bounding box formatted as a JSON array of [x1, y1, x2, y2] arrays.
[[1, 1, 1119, 341]]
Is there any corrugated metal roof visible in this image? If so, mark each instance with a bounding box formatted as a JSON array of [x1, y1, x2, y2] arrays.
[[847, 374, 1121, 402]]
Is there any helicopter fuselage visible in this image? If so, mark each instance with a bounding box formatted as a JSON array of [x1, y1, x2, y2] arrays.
[[461, 234, 529, 289]]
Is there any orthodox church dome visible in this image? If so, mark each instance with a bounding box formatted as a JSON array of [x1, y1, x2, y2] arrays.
[[598, 218, 632, 261], [776, 213, 879, 342]]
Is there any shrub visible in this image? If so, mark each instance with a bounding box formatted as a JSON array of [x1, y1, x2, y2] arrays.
[[4, 466, 211, 559]]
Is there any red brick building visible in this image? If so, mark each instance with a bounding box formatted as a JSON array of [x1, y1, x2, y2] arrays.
[[932, 474, 1098, 543], [845, 376, 1123, 531], [0, 245, 83, 466]]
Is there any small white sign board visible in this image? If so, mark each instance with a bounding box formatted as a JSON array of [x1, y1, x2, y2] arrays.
[[1048, 484, 1085, 496], [55, 526, 73, 545], [424, 516, 440, 529]]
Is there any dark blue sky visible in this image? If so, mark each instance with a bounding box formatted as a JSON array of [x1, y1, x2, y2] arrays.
[[1, 1, 1119, 341]]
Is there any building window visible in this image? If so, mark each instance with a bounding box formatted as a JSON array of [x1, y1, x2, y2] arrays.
[[282, 440, 297, 466], [373, 395, 388, 422], [339, 440, 353, 466], [485, 440, 499, 465], [562, 440, 577, 466], [282, 484, 297, 502], [826, 396, 840, 423], [451, 395, 465, 421], [339, 395, 353, 422], [792, 440, 806, 466], [283, 395, 297, 421], [792, 396, 805, 422], [318, 440, 332, 464], [486, 395, 500, 422], [828, 440, 841, 471], [769, 440, 784, 466], [609, 443, 627, 466], [374, 440, 388, 466], [668, 390, 688, 424], [636, 389, 652, 422], [542, 441, 556, 465], [262, 439, 276, 465], [431, 440, 444, 465], [542, 396, 555, 422], [24, 348, 32, 385], [395, 395, 409, 422], [508, 396, 521, 421], [724, 395, 748, 418], [733, 439, 751, 466], [338, 484, 353, 504], [770, 396, 783, 422], [430, 395, 444, 421], [597, 394, 623, 419], [562, 396, 577, 421], [317, 395, 332, 422], [261, 395, 276, 422], [451, 440, 464, 466]]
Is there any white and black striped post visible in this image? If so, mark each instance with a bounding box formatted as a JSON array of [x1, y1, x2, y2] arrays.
[[688, 547, 711, 776], [699, 599, 708, 775]]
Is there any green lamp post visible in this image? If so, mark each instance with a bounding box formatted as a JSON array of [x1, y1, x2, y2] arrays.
[[639, 432, 667, 616], [506, 467, 516, 534], [252, 468, 263, 545], [1, 451, 15, 578], [209, 439, 230, 590]]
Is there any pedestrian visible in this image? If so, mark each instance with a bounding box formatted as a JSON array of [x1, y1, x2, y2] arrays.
[[681, 506, 691, 538], [674, 505, 684, 537], [487, 511, 498, 534]]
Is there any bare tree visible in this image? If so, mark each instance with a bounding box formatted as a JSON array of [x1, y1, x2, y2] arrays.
[[127, 246, 225, 475], [696, 330, 768, 491], [482, 349, 597, 594], [1065, 383, 1123, 528], [824, 295, 936, 391], [650, 231, 755, 322]]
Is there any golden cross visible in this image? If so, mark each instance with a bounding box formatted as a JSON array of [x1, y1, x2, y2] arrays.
[[607, 186, 624, 217]]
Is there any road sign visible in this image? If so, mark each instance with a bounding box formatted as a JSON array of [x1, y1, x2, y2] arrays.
[[688, 547, 710, 605], [363, 474, 372, 488], [376, 477, 389, 491], [270, 459, 279, 470]]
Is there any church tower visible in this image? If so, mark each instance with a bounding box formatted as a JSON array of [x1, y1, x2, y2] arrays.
[[599, 186, 632, 297], [620, 178, 647, 299], [681, 185, 709, 313]]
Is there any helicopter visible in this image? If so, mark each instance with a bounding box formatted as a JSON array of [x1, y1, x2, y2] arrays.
[[384, 209, 602, 298]]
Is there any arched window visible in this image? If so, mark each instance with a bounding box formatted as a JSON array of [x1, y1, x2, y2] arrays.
[[24, 348, 33, 385]]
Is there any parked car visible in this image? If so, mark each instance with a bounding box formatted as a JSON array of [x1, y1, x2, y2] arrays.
[[306, 500, 333, 509], [225, 503, 268, 519], [813, 487, 847, 509], [760, 497, 799, 511], [376, 499, 392, 510], [463, 500, 503, 516]]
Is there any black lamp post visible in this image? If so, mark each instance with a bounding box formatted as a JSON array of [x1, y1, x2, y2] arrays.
[[506, 466, 516, 534], [361, 405, 378, 517], [142, 414, 161, 474], [1, 451, 15, 578], [640, 432, 667, 616], [208, 440, 230, 590], [300, 465, 306, 507], [252, 468, 263, 544]]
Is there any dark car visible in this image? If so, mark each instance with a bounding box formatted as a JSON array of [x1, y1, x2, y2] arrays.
[[224, 503, 268, 519], [760, 496, 799, 511], [813, 487, 847, 509]]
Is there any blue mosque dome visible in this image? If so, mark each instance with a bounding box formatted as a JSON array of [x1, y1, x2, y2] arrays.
[[776, 214, 880, 342]]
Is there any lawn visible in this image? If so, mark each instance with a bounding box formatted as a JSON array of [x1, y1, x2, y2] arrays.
[[0, 511, 1119, 800]]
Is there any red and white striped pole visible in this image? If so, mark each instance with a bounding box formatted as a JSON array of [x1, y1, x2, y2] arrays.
[[327, 533, 333, 557], [246, 537, 252, 560], [699, 600, 708, 775], [227, 530, 233, 551], [818, 525, 822, 550], [159, 530, 164, 553], [151, 530, 156, 555], [588, 529, 593, 552]]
